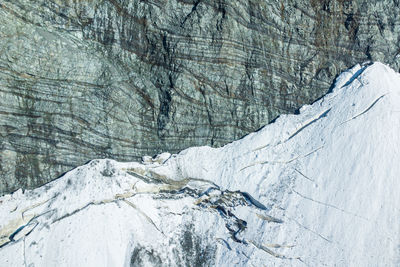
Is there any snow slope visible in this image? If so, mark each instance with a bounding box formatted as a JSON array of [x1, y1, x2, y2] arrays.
[[1, 62, 399, 266]]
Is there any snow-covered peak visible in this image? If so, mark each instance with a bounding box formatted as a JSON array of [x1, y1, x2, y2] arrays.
[[1, 62, 400, 266]]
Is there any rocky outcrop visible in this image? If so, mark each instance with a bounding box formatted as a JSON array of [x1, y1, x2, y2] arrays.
[[1, 0, 400, 194]]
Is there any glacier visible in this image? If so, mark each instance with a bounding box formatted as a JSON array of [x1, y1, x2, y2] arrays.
[[0, 62, 399, 266]]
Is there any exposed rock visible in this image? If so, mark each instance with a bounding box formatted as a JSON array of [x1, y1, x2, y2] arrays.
[[1, 0, 400, 194]]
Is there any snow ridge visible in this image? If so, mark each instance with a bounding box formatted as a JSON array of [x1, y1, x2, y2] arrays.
[[1, 62, 400, 266]]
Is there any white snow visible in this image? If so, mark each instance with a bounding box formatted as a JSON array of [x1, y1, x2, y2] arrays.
[[1, 62, 400, 266]]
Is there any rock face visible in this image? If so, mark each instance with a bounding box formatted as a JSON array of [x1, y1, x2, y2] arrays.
[[0, 0, 400, 194]]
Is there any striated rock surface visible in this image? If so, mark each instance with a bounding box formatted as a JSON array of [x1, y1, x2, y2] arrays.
[[1, 0, 400, 194]]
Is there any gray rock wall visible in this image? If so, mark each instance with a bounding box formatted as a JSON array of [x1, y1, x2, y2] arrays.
[[1, 0, 399, 194]]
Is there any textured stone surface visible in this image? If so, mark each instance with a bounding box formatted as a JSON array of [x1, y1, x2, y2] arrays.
[[1, 0, 400, 194]]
